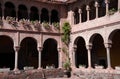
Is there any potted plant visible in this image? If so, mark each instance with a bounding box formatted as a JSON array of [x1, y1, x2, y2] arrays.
[[52, 22, 60, 30], [79, 64, 86, 69], [108, 8, 117, 15], [42, 21, 50, 30], [63, 59, 71, 77]]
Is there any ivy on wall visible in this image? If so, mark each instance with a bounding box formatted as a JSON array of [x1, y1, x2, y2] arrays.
[[62, 22, 71, 46]]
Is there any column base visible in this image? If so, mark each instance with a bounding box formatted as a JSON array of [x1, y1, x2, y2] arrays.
[[38, 67, 42, 70], [13, 68, 19, 71], [107, 67, 113, 70], [87, 67, 93, 69]]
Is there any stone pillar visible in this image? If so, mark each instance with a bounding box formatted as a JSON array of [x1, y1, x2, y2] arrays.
[[58, 48, 62, 68], [39, 10, 41, 23], [69, 10, 74, 25], [49, 12, 51, 24], [71, 45, 77, 68], [105, 0, 109, 16], [86, 5, 90, 21], [38, 47, 42, 69], [95, 1, 99, 18], [1, 4, 4, 20], [118, 0, 120, 10], [104, 43, 112, 69], [14, 46, 20, 71], [16, 7, 18, 21], [79, 8, 82, 23], [86, 44, 92, 69], [28, 7, 30, 21]]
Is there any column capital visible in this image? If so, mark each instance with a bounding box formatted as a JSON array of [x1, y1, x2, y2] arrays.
[[95, 1, 99, 7], [73, 45, 77, 52], [104, 43, 112, 48], [105, 0, 110, 4], [58, 47, 61, 52], [78, 8, 82, 14], [86, 5, 90, 11], [14, 46, 20, 51], [86, 44, 92, 50], [38, 47, 42, 51]]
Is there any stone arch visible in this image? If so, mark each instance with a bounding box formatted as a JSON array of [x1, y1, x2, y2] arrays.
[[51, 9, 59, 23], [30, 6, 39, 21], [89, 1, 96, 20], [41, 38, 58, 68], [4, 2, 16, 18], [41, 8, 49, 23], [81, 4, 87, 22], [74, 36, 88, 68], [108, 29, 120, 68], [98, 0, 106, 17], [73, 7, 79, 24], [109, 0, 118, 11], [18, 37, 38, 70], [89, 33, 107, 68], [0, 35, 15, 70], [18, 4, 28, 20], [0, 3, 2, 17]]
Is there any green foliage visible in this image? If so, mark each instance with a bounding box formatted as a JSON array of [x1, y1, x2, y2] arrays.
[[62, 22, 71, 46], [63, 59, 71, 70], [108, 8, 117, 15], [53, 22, 60, 30], [43, 21, 50, 29]]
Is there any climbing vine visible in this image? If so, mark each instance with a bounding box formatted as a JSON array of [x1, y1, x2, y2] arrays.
[[62, 22, 71, 46]]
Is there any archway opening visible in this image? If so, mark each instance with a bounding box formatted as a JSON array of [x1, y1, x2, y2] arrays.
[[90, 34, 106, 68], [30, 6, 39, 21], [109, 30, 120, 68], [74, 7, 79, 24], [42, 38, 58, 68], [74, 37, 88, 68], [109, 0, 118, 11], [18, 5, 28, 20], [41, 8, 49, 23], [4, 2, 16, 18], [98, 0, 106, 17], [51, 9, 59, 24], [0, 3, 2, 17], [18, 37, 38, 70], [0, 36, 14, 70], [81, 4, 87, 22], [89, 1, 96, 20]]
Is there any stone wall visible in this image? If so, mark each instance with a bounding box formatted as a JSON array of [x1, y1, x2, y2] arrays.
[[0, 69, 65, 79], [73, 69, 120, 79]]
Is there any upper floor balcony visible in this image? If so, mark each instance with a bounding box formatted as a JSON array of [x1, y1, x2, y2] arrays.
[[0, 17, 60, 33]]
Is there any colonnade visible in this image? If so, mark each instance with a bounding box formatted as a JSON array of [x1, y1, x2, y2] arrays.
[[71, 0, 120, 24], [71, 43, 112, 69]]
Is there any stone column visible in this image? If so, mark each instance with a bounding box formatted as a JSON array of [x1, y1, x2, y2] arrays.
[[49, 12, 51, 24], [16, 7, 18, 21], [38, 47, 42, 69], [95, 1, 99, 18], [104, 43, 112, 69], [14, 46, 20, 71], [58, 48, 62, 68], [72, 45, 77, 68], [1, 4, 4, 20], [28, 7, 30, 21], [118, 0, 120, 10], [86, 44, 92, 69], [86, 5, 90, 21], [39, 10, 41, 23], [79, 8, 82, 23], [105, 0, 109, 16]]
